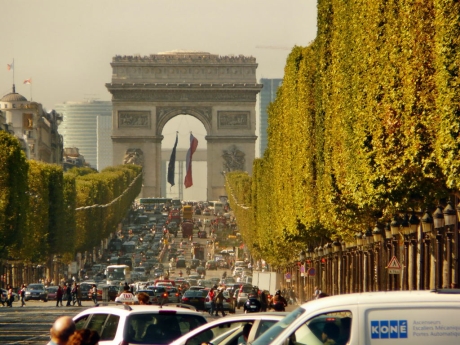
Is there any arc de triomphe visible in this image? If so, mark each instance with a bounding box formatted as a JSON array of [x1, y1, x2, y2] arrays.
[[106, 51, 262, 200]]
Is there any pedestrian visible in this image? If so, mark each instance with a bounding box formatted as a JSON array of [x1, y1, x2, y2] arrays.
[[91, 284, 98, 305], [67, 328, 100, 345], [7, 285, 14, 307], [56, 284, 63, 307], [260, 290, 268, 312], [208, 287, 216, 315], [65, 283, 72, 307], [214, 288, 226, 317], [71, 282, 77, 306], [76, 284, 82, 306], [137, 291, 150, 305], [20, 284, 26, 307], [47, 316, 76, 345], [313, 286, 321, 300]]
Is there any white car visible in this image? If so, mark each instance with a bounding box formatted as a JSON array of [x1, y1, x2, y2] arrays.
[[170, 312, 287, 345], [73, 304, 207, 345]]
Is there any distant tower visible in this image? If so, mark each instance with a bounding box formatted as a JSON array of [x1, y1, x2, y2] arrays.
[[55, 100, 112, 169], [259, 78, 282, 156]]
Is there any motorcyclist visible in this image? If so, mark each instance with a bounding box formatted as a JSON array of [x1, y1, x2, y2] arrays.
[[222, 271, 227, 280], [186, 266, 191, 275], [271, 290, 288, 311]]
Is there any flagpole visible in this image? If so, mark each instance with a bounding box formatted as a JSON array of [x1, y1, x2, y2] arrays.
[[30, 80, 33, 101], [12, 58, 15, 86]]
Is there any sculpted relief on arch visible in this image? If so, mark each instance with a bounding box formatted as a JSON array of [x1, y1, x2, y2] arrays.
[[222, 145, 245, 172]]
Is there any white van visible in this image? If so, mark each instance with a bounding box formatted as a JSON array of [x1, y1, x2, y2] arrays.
[[251, 290, 460, 345]]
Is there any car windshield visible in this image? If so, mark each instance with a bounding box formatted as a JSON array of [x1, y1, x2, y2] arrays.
[[125, 313, 206, 344], [28, 284, 44, 290], [251, 307, 306, 345]]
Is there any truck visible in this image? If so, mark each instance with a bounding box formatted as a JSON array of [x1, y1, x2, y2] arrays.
[[181, 220, 194, 238], [182, 205, 193, 221], [168, 209, 181, 223], [252, 271, 283, 295]]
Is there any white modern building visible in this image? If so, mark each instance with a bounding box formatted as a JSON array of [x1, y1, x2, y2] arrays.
[[54, 100, 112, 169]]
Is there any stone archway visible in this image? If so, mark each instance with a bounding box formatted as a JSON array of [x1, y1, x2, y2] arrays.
[[106, 51, 262, 200]]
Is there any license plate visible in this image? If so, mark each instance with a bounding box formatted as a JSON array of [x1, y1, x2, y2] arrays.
[[33, 293, 39, 296], [191, 298, 197, 302], [250, 305, 257, 308]]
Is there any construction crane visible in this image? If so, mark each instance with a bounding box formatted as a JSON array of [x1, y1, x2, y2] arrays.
[[255, 45, 291, 50]]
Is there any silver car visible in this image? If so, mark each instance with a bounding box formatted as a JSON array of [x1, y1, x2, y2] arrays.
[[25, 283, 48, 302], [170, 312, 287, 345]]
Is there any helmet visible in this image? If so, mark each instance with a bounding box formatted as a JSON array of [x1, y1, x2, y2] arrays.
[[275, 290, 281, 295]]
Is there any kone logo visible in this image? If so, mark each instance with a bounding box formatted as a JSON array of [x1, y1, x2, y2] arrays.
[[371, 320, 408, 339]]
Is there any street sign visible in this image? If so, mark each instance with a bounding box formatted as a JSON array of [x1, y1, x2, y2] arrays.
[[387, 256, 402, 274], [285, 272, 291, 280], [308, 267, 316, 277]]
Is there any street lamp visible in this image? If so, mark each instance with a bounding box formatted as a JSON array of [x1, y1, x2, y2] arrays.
[[373, 223, 383, 291], [421, 209, 434, 289], [408, 212, 420, 290], [444, 201, 456, 287], [433, 205, 445, 289], [299, 250, 306, 302]]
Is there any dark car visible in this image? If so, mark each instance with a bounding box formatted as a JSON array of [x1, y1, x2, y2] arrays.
[[46, 286, 59, 300], [205, 260, 217, 270], [176, 258, 186, 268], [25, 283, 48, 302], [190, 259, 201, 269], [196, 266, 206, 276], [197, 230, 207, 239], [108, 285, 119, 301], [181, 289, 207, 311]]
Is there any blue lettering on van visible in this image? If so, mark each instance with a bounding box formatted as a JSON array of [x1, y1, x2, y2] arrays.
[[371, 320, 408, 339]]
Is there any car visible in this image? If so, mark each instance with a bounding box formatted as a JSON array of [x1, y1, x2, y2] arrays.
[[253, 290, 460, 345], [73, 304, 207, 345], [189, 259, 201, 269], [145, 286, 169, 305], [196, 266, 206, 276], [176, 257, 186, 268], [236, 284, 255, 309], [136, 289, 157, 304], [233, 267, 244, 277], [24, 283, 48, 302], [170, 312, 288, 345], [46, 286, 59, 300], [181, 289, 207, 311], [107, 285, 119, 301], [205, 260, 217, 270], [202, 209, 211, 216], [166, 287, 181, 303], [197, 230, 207, 238]]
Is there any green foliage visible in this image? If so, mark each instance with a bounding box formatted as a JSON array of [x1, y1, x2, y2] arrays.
[[0, 132, 28, 258], [226, 0, 460, 268]]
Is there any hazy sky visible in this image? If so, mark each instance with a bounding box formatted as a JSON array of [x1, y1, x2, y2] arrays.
[[1, 0, 317, 109], [1, 0, 317, 200]]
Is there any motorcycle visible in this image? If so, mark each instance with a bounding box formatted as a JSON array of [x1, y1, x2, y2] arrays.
[[244, 297, 261, 313]]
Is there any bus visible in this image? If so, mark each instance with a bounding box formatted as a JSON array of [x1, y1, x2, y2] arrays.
[[138, 197, 172, 210], [106, 265, 131, 285], [208, 201, 223, 215]]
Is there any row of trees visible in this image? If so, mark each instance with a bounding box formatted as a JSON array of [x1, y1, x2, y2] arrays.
[[0, 131, 142, 264], [226, 0, 460, 267]]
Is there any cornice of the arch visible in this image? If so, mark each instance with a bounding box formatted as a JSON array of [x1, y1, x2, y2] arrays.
[[156, 106, 212, 135]]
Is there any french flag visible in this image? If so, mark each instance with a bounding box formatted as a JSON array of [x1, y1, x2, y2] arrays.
[[184, 133, 198, 188]]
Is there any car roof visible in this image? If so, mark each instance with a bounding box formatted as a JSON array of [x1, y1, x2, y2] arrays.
[[73, 304, 205, 318], [300, 289, 460, 310]]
